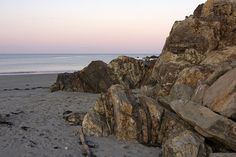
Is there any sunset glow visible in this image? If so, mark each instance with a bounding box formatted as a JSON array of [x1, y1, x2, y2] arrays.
[[0, 0, 206, 54]]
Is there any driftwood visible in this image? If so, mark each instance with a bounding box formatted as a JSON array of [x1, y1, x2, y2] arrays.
[[78, 127, 94, 157]]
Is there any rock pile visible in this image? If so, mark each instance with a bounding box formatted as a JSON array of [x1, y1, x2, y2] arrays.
[[50, 56, 156, 93], [80, 0, 236, 156], [50, 0, 236, 156]]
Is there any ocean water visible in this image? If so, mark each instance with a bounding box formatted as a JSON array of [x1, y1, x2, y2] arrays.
[[0, 54, 153, 75]]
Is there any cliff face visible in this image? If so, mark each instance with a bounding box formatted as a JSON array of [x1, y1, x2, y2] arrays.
[[82, 0, 236, 157]]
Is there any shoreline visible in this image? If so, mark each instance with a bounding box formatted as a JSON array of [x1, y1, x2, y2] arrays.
[[0, 54, 159, 77], [0, 73, 161, 157]]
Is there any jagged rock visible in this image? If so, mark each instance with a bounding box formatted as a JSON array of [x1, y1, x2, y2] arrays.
[[150, 62, 186, 96], [83, 85, 137, 140], [191, 84, 209, 104], [56, 0, 236, 155], [108, 56, 155, 88], [161, 66, 212, 104], [82, 112, 110, 137], [201, 47, 236, 66], [175, 66, 212, 89], [209, 153, 236, 157], [203, 62, 232, 86], [50, 73, 75, 92], [168, 84, 194, 101], [170, 100, 236, 151], [203, 68, 236, 119], [82, 85, 164, 145], [51, 56, 157, 93], [63, 112, 86, 126], [140, 85, 160, 98], [162, 130, 207, 157], [50, 61, 118, 93], [149, 0, 236, 98], [83, 85, 209, 156]]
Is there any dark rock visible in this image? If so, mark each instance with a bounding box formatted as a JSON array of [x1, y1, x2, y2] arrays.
[[63, 112, 86, 126], [50, 61, 118, 93], [51, 56, 157, 93], [10, 111, 24, 115], [53, 146, 61, 149], [0, 115, 13, 126], [63, 110, 73, 115], [21, 126, 30, 131]]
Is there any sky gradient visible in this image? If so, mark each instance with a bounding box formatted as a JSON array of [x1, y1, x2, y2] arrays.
[[0, 0, 206, 54]]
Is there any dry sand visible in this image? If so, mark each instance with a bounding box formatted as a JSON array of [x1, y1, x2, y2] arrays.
[[0, 74, 162, 157]]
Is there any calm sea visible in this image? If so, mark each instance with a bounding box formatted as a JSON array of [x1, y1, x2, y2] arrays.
[[0, 54, 153, 75]]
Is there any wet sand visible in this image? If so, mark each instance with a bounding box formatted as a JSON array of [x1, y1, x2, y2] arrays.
[[0, 74, 161, 157]]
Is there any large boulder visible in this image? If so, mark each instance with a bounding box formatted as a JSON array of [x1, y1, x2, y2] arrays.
[[203, 68, 236, 120], [149, 0, 236, 97], [209, 153, 236, 157], [51, 56, 157, 93], [108, 56, 156, 89], [170, 100, 236, 151], [82, 85, 164, 145], [162, 130, 207, 157], [50, 61, 118, 93], [83, 85, 209, 156]]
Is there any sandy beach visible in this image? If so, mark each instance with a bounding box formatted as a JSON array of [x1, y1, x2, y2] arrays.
[[0, 74, 161, 157]]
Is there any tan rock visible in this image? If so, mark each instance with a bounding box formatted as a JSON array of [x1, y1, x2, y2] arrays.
[[82, 85, 138, 141], [201, 47, 236, 66], [175, 66, 212, 89], [204, 62, 232, 86], [191, 84, 209, 104], [51, 56, 157, 93], [138, 96, 164, 145], [108, 56, 156, 89], [203, 68, 236, 119], [209, 153, 236, 157], [82, 112, 110, 137], [170, 100, 236, 151], [150, 62, 186, 96], [162, 130, 207, 157], [158, 109, 208, 157]]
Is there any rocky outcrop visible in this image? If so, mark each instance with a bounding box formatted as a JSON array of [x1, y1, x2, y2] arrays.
[[82, 85, 209, 156], [51, 56, 156, 93], [108, 56, 155, 88], [50, 61, 118, 93], [81, 0, 236, 156], [148, 0, 236, 98], [83, 85, 163, 145], [54, 0, 236, 156]]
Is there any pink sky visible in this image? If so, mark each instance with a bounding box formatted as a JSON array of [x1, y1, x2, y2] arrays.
[[0, 0, 206, 54]]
